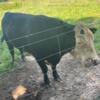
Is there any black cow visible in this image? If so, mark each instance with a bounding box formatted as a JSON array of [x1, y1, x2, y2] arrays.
[[1, 12, 97, 86]]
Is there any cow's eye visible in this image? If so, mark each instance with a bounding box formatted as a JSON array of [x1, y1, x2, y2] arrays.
[[80, 29, 85, 35]]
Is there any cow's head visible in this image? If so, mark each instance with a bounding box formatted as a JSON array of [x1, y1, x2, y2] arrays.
[[73, 22, 99, 66]]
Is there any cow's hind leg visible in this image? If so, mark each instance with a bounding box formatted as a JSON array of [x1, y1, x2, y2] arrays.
[[37, 61, 50, 86], [19, 48, 25, 62], [7, 43, 14, 64]]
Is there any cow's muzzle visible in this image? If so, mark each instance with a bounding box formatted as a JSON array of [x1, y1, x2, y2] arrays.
[[91, 59, 100, 65]]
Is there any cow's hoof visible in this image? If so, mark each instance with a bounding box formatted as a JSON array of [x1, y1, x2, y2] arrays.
[[93, 60, 99, 65], [40, 82, 51, 88], [54, 76, 61, 82], [41, 75, 51, 88], [53, 71, 61, 82]]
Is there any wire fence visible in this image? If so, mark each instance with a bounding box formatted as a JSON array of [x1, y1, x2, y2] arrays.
[[2, 21, 99, 43], [5, 24, 67, 42], [0, 21, 99, 75], [2, 21, 99, 50], [8, 30, 74, 50], [0, 23, 75, 76], [0, 21, 99, 99]]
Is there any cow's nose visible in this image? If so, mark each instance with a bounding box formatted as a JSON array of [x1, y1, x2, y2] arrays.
[[92, 59, 100, 65]]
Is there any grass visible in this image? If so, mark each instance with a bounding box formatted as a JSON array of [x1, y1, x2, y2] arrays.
[[0, 0, 100, 74]]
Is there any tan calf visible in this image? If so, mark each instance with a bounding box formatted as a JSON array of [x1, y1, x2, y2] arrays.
[[71, 22, 99, 66]]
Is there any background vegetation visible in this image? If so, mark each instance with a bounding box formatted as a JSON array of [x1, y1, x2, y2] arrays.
[[0, 0, 100, 74]]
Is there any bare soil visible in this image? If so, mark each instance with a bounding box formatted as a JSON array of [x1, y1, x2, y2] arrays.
[[0, 54, 100, 100]]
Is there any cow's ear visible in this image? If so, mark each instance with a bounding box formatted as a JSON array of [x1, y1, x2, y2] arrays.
[[89, 28, 97, 34]]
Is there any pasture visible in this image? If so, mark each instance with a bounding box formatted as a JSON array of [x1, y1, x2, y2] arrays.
[[0, 0, 100, 74]]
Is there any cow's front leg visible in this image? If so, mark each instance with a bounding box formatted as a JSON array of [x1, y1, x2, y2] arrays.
[[51, 65, 60, 81], [37, 61, 50, 86]]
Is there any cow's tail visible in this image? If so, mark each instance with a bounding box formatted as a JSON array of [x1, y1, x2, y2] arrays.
[[0, 35, 4, 64], [1, 35, 4, 44]]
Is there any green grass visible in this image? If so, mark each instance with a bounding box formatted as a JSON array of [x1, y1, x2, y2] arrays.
[[0, 0, 100, 74]]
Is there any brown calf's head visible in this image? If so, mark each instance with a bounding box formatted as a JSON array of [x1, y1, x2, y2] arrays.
[[74, 22, 94, 47], [73, 22, 99, 65]]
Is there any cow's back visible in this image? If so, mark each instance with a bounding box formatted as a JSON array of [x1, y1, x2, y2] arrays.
[[2, 12, 75, 59], [2, 12, 66, 36]]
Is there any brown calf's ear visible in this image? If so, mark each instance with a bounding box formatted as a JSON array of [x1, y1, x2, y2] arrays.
[[89, 28, 97, 34]]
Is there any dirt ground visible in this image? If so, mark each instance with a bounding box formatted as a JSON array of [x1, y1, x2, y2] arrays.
[[0, 54, 100, 100]]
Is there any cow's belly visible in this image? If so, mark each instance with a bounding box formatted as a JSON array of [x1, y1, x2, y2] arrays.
[[23, 37, 59, 60]]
